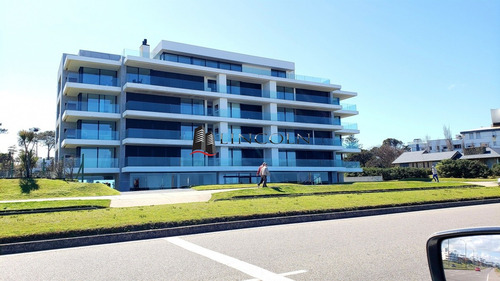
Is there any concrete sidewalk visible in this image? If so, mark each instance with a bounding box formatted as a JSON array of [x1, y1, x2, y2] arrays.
[[0, 188, 240, 208]]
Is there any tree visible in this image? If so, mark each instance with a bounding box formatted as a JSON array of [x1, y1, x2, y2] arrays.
[[343, 135, 360, 149], [491, 163, 500, 177], [382, 138, 408, 150], [37, 131, 55, 159], [0, 123, 7, 134], [437, 159, 491, 178], [18, 130, 38, 178], [443, 125, 453, 152], [344, 149, 374, 167], [364, 138, 409, 168]]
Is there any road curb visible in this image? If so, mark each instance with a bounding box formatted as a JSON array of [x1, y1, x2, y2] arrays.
[[2, 198, 500, 255]]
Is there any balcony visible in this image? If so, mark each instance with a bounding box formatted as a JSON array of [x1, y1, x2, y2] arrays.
[[126, 157, 219, 167], [125, 128, 193, 140], [279, 159, 360, 168], [123, 49, 334, 85], [66, 101, 119, 114], [65, 129, 119, 140], [74, 157, 119, 168]]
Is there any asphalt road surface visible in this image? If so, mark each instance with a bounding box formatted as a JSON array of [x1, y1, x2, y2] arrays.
[[1, 203, 499, 281], [445, 268, 495, 281]]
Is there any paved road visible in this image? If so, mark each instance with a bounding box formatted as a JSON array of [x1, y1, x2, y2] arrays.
[[1, 203, 499, 281], [444, 268, 494, 281]]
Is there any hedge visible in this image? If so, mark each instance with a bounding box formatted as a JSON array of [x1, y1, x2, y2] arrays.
[[346, 167, 430, 181]]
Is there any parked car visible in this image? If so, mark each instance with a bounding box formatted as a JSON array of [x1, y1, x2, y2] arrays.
[[475, 267, 481, 271]]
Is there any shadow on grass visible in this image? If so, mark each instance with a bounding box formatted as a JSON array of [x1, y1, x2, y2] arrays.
[[270, 187, 285, 192], [19, 178, 40, 194]]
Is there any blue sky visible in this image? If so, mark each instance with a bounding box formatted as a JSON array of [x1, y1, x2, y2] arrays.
[[0, 0, 499, 155]]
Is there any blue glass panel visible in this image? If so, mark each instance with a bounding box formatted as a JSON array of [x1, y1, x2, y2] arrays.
[[193, 99, 204, 115], [81, 68, 99, 85], [181, 98, 192, 115], [127, 67, 139, 83], [163, 53, 178, 62], [139, 68, 150, 84], [100, 69, 117, 86], [230, 64, 242, 72], [296, 88, 330, 104], [192, 58, 205, 66], [178, 55, 191, 64], [206, 60, 218, 68], [219, 62, 231, 70]]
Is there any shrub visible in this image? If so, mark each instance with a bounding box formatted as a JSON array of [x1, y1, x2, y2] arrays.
[[437, 159, 491, 178], [492, 163, 500, 177], [347, 167, 430, 181]]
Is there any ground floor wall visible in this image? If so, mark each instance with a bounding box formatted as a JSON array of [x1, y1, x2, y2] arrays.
[[112, 171, 344, 191]]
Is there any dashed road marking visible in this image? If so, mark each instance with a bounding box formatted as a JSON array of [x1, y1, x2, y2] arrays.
[[165, 237, 305, 281]]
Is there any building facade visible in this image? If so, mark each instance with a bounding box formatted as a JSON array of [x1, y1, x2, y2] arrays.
[[55, 40, 361, 191], [409, 109, 500, 154]]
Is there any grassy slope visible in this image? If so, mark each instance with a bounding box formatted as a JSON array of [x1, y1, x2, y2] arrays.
[[0, 179, 120, 200], [1, 186, 499, 241], [209, 181, 477, 201], [0, 200, 111, 212]]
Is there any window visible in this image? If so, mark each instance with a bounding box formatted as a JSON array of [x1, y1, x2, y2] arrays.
[[228, 80, 262, 97], [160, 52, 242, 72], [277, 86, 294, 100], [476, 132, 481, 139], [271, 69, 286, 78], [296, 88, 330, 104], [79, 67, 117, 86]]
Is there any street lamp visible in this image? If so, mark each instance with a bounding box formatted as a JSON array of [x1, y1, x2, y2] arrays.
[[459, 239, 468, 269]]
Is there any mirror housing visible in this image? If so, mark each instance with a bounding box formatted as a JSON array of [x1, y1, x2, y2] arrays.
[[426, 227, 500, 281]]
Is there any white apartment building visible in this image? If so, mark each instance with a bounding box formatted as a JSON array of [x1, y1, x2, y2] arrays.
[[55, 40, 361, 191]]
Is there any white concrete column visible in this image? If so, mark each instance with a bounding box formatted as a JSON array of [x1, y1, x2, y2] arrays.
[[263, 81, 277, 98], [214, 97, 228, 118], [218, 122, 230, 166], [263, 102, 278, 121], [217, 74, 227, 93]]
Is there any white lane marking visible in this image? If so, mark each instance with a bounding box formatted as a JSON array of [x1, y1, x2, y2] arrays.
[[244, 270, 308, 281], [165, 237, 294, 281]]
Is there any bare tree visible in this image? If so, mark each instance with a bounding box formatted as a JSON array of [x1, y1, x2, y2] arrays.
[[443, 125, 453, 151], [37, 131, 55, 159], [424, 135, 431, 152]]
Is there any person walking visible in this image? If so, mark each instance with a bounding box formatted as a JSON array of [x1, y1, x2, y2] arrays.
[[258, 162, 270, 187], [257, 163, 264, 187], [432, 165, 439, 182]]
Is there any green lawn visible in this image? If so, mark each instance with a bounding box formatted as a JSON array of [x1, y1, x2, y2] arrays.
[[209, 181, 479, 201], [0, 179, 120, 200], [1, 186, 499, 243], [0, 200, 111, 212]]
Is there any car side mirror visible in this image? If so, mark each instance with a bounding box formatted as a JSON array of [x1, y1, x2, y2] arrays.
[[426, 227, 500, 281]]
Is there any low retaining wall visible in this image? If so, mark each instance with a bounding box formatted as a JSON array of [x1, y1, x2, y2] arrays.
[[344, 176, 383, 182]]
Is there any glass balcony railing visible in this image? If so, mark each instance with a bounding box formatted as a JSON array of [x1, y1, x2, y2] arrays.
[[341, 123, 359, 130], [262, 91, 340, 106], [125, 129, 194, 140], [65, 101, 119, 113], [340, 104, 357, 111], [74, 157, 119, 168], [65, 129, 119, 140], [126, 157, 219, 167], [123, 49, 332, 85], [279, 159, 360, 168], [66, 72, 119, 87], [123, 156, 360, 168]]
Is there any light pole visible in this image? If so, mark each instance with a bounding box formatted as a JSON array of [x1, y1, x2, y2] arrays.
[[459, 239, 468, 269]]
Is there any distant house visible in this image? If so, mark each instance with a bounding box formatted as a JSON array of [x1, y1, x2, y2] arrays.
[[460, 147, 500, 168], [392, 150, 462, 168]]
